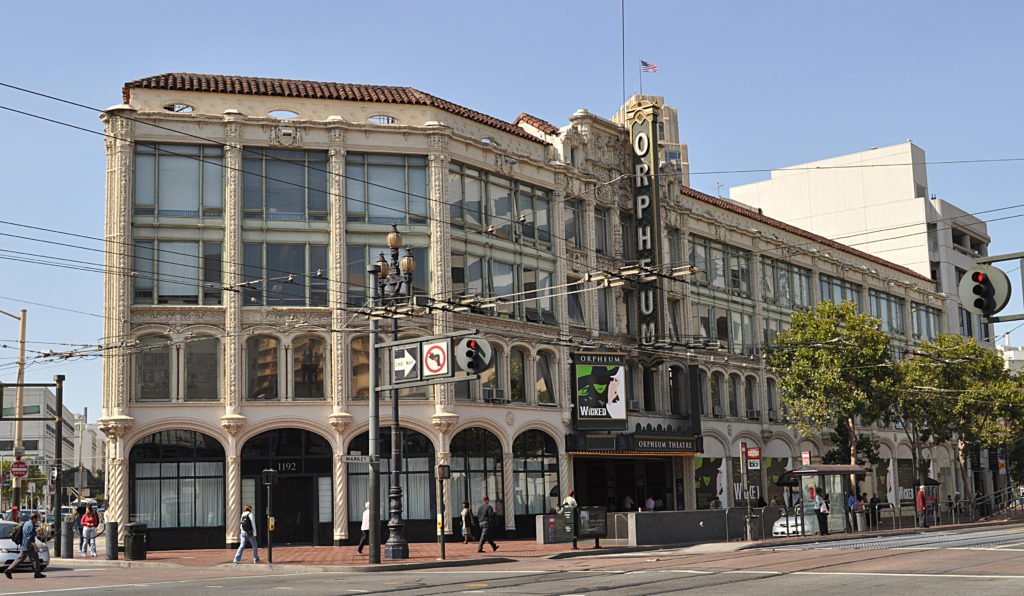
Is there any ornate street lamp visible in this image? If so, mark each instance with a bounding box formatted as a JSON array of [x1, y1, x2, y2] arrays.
[[375, 223, 415, 560]]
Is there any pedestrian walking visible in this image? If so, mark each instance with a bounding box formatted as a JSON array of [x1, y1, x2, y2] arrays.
[[73, 506, 86, 557], [916, 486, 929, 528], [357, 501, 370, 554], [80, 505, 100, 557], [233, 504, 261, 563], [460, 501, 476, 544], [476, 495, 499, 553], [4, 513, 45, 579]]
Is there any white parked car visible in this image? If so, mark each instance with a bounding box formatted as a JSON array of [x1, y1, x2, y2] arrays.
[[771, 512, 817, 537], [0, 521, 50, 573]]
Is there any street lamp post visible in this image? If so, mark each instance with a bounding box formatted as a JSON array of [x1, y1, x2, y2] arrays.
[[375, 224, 415, 560], [0, 309, 27, 509]]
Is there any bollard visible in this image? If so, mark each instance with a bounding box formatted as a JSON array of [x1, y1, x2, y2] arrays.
[[61, 521, 74, 559], [106, 522, 118, 560]]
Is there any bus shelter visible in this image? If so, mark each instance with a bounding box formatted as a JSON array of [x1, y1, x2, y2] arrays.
[[792, 464, 868, 536]]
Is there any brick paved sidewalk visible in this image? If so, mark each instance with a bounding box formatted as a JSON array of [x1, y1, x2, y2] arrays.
[[55, 538, 604, 570]]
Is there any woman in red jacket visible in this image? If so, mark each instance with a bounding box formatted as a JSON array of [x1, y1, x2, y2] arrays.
[[81, 505, 100, 556]]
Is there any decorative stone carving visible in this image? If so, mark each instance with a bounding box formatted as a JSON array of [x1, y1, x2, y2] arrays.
[[328, 411, 353, 433], [328, 127, 345, 145], [431, 412, 459, 435], [505, 411, 514, 427], [220, 413, 247, 436], [428, 133, 450, 150], [334, 452, 348, 542], [268, 124, 303, 146], [225, 456, 240, 542], [97, 415, 134, 440], [224, 122, 240, 140]]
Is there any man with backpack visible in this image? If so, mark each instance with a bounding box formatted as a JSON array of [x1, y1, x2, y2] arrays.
[[476, 495, 499, 553], [233, 504, 261, 563], [5, 513, 45, 579]]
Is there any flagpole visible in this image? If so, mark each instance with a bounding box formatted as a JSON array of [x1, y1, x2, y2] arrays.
[[621, 0, 626, 109], [639, 60, 643, 95]]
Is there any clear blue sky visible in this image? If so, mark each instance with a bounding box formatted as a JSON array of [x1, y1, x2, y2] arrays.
[[1, 0, 1023, 416]]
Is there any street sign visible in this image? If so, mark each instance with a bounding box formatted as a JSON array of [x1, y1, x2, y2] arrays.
[[747, 459, 761, 470], [341, 455, 370, 463], [10, 461, 28, 478], [421, 340, 450, 378], [27, 482, 35, 493], [26, 459, 56, 466], [747, 447, 760, 459], [801, 451, 810, 466], [392, 345, 421, 383], [82, 487, 91, 497]]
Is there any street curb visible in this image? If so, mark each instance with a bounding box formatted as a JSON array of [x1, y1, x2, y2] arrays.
[[545, 543, 697, 559], [740, 516, 1024, 550], [52, 555, 517, 573]]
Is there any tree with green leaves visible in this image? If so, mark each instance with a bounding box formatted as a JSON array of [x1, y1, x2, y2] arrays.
[[766, 300, 893, 476], [897, 334, 1024, 511]]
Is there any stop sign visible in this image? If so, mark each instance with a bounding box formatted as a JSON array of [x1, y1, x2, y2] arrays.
[[10, 461, 28, 479]]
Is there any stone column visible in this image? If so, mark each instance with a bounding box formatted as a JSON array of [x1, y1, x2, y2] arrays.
[[225, 455, 241, 545], [432, 419, 456, 534], [108, 455, 128, 545], [220, 113, 247, 433], [327, 124, 354, 431], [333, 451, 348, 545], [435, 450, 452, 533], [683, 456, 697, 510], [580, 195, 598, 337], [502, 450, 516, 534]]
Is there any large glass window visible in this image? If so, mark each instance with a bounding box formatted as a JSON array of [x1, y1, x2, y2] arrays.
[[449, 163, 551, 245], [130, 430, 225, 529], [710, 372, 724, 417], [869, 289, 907, 335], [536, 352, 555, 405], [761, 258, 812, 309], [133, 240, 222, 305], [246, 335, 279, 401], [744, 376, 758, 418], [689, 236, 752, 297], [450, 251, 553, 323], [669, 365, 686, 416], [244, 149, 327, 221], [767, 378, 778, 420], [820, 274, 862, 308], [135, 144, 223, 218], [349, 335, 370, 400], [565, 200, 582, 249], [184, 337, 219, 402], [512, 431, 558, 516], [133, 335, 171, 402], [242, 243, 330, 306], [510, 348, 526, 403], [451, 428, 503, 518], [912, 302, 942, 340], [567, 277, 585, 327], [594, 208, 609, 255], [293, 335, 325, 400], [728, 374, 741, 417], [347, 428, 434, 521], [347, 154, 427, 224]]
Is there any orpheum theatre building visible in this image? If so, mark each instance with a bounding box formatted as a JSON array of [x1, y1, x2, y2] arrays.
[[99, 73, 946, 549]]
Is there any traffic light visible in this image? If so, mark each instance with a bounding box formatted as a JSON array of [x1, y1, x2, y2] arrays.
[[958, 265, 1011, 317], [437, 464, 451, 480], [455, 338, 494, 373], [50, 468, 57, 483]]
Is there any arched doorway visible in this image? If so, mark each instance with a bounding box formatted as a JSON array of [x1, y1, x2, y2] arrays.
[[346, 428, 436, 542], [128, 430, 225, 550], [241, 428, 333, 545], [512, 430, 559, 537], [450, 428, 504, 535]]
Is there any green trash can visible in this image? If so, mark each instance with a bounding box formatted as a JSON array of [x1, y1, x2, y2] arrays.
[[124, 522, 147, 560]]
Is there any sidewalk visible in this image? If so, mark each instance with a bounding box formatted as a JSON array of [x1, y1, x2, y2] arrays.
[[54, 537, 605, 572]]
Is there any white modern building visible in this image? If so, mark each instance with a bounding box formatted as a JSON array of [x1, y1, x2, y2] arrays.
[[730, 142, 991, 346]]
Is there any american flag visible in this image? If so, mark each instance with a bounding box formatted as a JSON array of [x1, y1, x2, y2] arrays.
[[641, 60, 658, 73]]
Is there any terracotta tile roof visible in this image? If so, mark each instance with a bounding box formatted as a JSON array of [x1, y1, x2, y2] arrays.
[[513, 112, 561, 136], [679, 185, 933, 283], [123, 73, 548, 145]]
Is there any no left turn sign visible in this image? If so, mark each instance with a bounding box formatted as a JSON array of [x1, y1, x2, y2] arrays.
[[422, 340, 450, 377]]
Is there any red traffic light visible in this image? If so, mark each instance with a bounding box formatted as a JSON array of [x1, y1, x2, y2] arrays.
[[972, 271, 986, 283]]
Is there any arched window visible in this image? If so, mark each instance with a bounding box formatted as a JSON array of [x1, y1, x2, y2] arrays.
[[184, 336, 219, 401], [536, 352, 555, 405], [744, 376, 758, 418], [642, 366, 657, 411], [347, 428, 435, 521], [134, 335, 171, 402], [512, 430, 558, 517], [350, 334, 370, 400], [710, 372, 724, 416], [669, 365, 686, 416], [129, 430, 224, 537], [450, 428, 504, 516], [767, 378, 778, 420], [698, 369, 708, 416], [728, 374, 741, 417], [246, 335, 279, 401], [293, 335, 325, 400], [509, 348, 526, 403]]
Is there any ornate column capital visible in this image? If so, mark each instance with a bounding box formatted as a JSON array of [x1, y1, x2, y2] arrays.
[[220, 413, 247, 436], [328, 411, 353, 434], [97, 415, 134, 440], [431, 412, 459, 435]]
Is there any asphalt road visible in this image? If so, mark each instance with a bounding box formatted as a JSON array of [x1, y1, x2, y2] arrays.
[[2, 526, 1023, 595]]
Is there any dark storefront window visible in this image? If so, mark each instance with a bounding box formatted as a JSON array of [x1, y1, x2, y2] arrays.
[[450, 428, 504, 516], [347, 428, 435, 521], [512, 431, 558, 516]]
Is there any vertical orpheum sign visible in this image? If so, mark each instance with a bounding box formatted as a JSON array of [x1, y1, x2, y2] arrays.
[[629, 102, 663, 346]]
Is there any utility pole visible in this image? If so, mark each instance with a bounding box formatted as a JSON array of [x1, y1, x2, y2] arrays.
[[77, 408, 87, 505], [0, 309, 27, 509], [367, 263, 381, 565]]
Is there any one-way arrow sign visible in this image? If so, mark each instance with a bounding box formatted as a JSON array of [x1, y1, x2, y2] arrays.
[[392, 346, 420, 383]]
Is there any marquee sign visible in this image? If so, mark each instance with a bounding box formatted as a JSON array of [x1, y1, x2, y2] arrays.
[[628, 101, 663, 346]]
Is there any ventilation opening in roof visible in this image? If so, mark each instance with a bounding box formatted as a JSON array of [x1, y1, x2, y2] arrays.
[[269, 110, 299, 119], [369, 115, 398, 124], [163, 104, 194, 113]]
